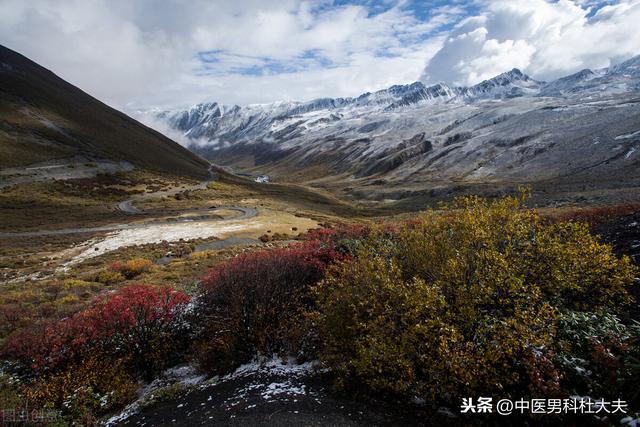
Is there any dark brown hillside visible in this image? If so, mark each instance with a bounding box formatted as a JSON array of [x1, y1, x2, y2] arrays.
[[0, 44, 209, 178]]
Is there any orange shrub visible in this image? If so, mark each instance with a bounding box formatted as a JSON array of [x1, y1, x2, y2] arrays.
[[111, 257, 153, 279]]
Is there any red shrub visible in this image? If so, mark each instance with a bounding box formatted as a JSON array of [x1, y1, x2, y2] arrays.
[[200, 241, 344, 296], [193, 241, 343, 372], [523, 349, 562, 396], [554, 203, 640, 226], [304, 222, 369, 245], [589, 336, 627, 386], [2, 284, 190, 379]]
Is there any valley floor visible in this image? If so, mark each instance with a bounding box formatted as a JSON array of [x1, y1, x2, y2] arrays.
[[0, 166, 343, 283]]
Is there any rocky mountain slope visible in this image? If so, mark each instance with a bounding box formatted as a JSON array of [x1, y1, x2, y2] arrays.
[[154, 55, 640, 204], [0, 45, 209, 178]]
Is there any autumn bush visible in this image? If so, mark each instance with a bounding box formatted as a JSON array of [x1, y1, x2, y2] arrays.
[[312, 195, 637, 403], [111, 257, 153, 279], [304, 222, 369, 248], [1, 283, 191, 420], [94, 268, 124, 285], [192, 241, 345, 373], [553, 203, 640, 226], [24, 356, 138, 423], [3, 284, 190, 378]]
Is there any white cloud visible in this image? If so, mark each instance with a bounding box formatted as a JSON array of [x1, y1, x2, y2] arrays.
[[2, 0, 638, 110], [421, 0, 640, 85], [0, 0, 189, 106], [0, 0, 455, 109]]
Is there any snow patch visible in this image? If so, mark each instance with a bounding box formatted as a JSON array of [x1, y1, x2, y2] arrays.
[[615, 130, 640, 140], [261, 382, 306, 399], [212, 355, 320, 411], [223, 355, 317, 380], [66, 220, 262, 265], [625, 147, 636, 159], [103, 364, 206, 426]]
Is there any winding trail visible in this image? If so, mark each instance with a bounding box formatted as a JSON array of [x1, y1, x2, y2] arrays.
[[117, 199, 142, 214], [0, 206, 258, 238], [0, 165, 259, 239]]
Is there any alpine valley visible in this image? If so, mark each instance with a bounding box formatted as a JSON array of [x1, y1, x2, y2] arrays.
[[153, 55, 640, 208], [3, 6, 640, 425]]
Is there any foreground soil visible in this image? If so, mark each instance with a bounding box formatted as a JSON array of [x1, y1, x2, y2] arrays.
[[111, 360, 441, 427]]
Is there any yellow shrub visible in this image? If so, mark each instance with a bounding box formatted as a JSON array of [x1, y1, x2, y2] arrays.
[[313, 195, 636, 401], [24, 356, 137, 421], [206, 181, 225, 190], [53, 294, 80, 306], [119, 258, 153, 279], [62, 279, 102, 292], [189, 251, 214, 260], [95, 269, 125, 285]]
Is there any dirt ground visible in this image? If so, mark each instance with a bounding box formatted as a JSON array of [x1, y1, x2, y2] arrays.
[[109, 358, 445, 427]]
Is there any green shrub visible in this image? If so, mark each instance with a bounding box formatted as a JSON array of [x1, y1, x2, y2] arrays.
[[555, 311, 640, 406], [95, 269, 124, 285]]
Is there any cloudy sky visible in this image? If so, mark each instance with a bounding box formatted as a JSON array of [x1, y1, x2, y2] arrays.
[[1, 0, 639, 110]]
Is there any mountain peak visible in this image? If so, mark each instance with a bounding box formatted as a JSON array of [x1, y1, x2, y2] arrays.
[[466, 68, 541, 99], [608, 53, 640, 75], [494, 67, 533, 82], [508, 68, 524, 77]]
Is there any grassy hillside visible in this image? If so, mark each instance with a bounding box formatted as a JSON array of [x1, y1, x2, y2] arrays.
[[0, 45, 209, 178]]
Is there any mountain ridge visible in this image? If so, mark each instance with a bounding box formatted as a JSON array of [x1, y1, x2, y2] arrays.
[[0, 44, 210, 178], [159, 54, 640, 126], [150, 53, 640, 206], [160, 66, 545, 128]]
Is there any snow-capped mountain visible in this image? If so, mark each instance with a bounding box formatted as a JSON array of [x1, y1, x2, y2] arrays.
[[166, 68, 542, 124], [149, 55, 640, 203], [159, 68, 545, 143], [538, 68, 604, 97], [540, 55, 640, 98]]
